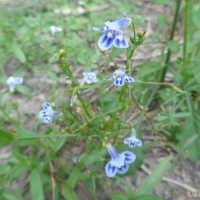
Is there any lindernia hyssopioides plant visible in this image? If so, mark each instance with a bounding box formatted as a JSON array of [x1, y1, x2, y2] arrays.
[[36, 17, 144, 178]]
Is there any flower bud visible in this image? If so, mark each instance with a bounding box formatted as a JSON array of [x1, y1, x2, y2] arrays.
[[59, 49, 65, 58], [137, 31, 146, 39]]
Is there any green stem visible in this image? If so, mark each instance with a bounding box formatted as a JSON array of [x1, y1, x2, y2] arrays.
[[59, 59, 92, 119], [160, 0, 181, 82], [183, 0, 189, 67]]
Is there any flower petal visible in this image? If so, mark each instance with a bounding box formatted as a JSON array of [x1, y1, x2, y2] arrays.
[[124, 75, 135, 83], [122, 151, 136, 164], [105, 162, 117, 177], [114, 77, 124, 86], [8, 83, 15, 92], [113, 35, 129, 48], [43, 116, 52, 124], [42, 102, 52, 110], [98, 31, 115, 50], [124, 137, 130, 144], [39, 110, 48, 118], [136, 139, 142, 147], [93, 27, 105, 32], [117, 163, 129, 174], [14, 77, 23, 84], [6, 77, 15, 84], [108, 18, 131, 32], [52, 110, 59, 117], [129, 141, 136, 148]]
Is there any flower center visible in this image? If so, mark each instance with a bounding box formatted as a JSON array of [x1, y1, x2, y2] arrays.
[[107, 32, 113, 38]]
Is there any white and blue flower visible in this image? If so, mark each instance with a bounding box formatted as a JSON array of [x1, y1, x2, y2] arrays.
[[124, 133, 142, 148], [93, 18, 131, 50], [39, 102, 59, 124], [50, 25, 62, 36], [110, 67, 135, 87], [105, 143, 136, 178], [83, 70, 99, 84], [6, 76, 23, 92]]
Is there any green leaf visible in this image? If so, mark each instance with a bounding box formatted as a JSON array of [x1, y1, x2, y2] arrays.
[[134, 194, 163, 200], [167, 40, 180, 53], [11, 43, 26, 63], [136, 156, 170, 195], [61, 181, 78, 200], [67, 167, 90, 188], [16, 85, 32, 97], [79, 148, 106, 167], [30, 169, 45, 200], [0, 129, 15, 146]]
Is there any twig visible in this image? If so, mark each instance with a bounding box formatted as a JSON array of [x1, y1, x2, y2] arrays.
[[141, 164, 198, 193]]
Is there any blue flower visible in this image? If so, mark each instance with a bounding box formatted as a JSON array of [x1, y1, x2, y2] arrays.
[[50, 25, 62, 36], [71, 156, 78, 163], [39, 102, 59, 124], [83, 70, 99, 84], [93, 18, 131, 50], [110, 67, 135, 86], [124, 133, 142, 148], [6, 76, 23, 92], [105, 143, 136, 178]]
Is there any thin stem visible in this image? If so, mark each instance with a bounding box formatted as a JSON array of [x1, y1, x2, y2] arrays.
[[131, 21, 136, 39], [183, 0, 189, 67], [160, 0, 181, 82], [130, 90, 157, 134]]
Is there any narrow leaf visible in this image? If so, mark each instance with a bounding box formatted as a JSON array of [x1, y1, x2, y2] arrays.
[[0, 129, 15, 146], [61, 181, 78, 200], [136, 157, 170, 195], [30, 169, 45, 200], [11, 43, 26, 63]]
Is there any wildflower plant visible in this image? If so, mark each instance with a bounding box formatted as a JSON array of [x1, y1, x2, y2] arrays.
[[2, 3, 197, 199]]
